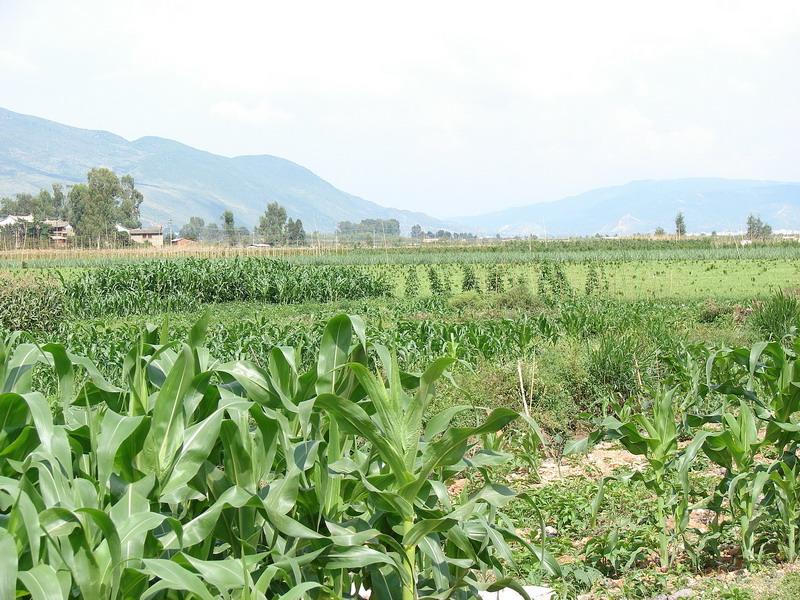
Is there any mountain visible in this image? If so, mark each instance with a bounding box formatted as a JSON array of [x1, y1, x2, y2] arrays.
[[0, 107, 446, 232], [460, 178, 800, 236]]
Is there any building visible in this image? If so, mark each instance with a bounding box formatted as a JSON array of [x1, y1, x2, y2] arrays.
[[171, 237, 196, 247], [128, 226, 164, 247], [0, 214, 34, 227], [44, 219, 73, 246]]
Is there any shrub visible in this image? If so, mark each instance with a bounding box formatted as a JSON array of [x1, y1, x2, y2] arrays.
[[495, 283, 540, 311], [698, 298, 729, 323], [448, 290, 486, 312]]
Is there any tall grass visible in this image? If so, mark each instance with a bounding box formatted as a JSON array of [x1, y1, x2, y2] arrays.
[[751, 290, 800, 341]]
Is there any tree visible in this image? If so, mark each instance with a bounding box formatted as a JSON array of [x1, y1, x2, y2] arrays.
[[117, 174, 144, 229], [66, 168, 144, 246], [336, 218, 401, 239], [675, 212, 686, 238], [286, 218, 306, 245], [51, 183, 65, 216], [746, 214, 772, 240], [222, 210, 236, 246], [69, 169, 120, 244], [179, 216, 205, 241], [204, 223, 221, 243], [259, 202, 288, 244], [0, 187, 63, 222], [654, 227, 666, 236], [410, 224, 422, 239]]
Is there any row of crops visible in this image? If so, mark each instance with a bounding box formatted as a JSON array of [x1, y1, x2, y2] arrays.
[[63, 258, 391, 317], [0, 259, 392, 331], [3, 247, 800, 597], [0, 314, 557, 599], [3, 250, 799, 337], [4, 239, 800, 269], [16, 293, 704, 396], [580, 338, 800, 572]]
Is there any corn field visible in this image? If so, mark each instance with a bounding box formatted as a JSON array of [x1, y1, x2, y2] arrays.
[[0, 314, 556, 599]]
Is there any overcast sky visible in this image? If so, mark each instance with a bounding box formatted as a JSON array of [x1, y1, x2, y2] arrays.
[[1, 1, 799, 218]]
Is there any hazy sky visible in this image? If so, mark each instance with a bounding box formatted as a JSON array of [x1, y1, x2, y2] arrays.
[[1, 1, 799, 218]]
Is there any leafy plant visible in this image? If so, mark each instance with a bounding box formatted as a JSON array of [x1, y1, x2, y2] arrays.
[[461, 264, 480, 293], [0, 313, 553, 599], [404, 266, 420, 298]]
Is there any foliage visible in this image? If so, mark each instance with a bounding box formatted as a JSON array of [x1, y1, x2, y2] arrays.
[[675, 211, 686, 237], [337, 219, 400, 239], [486, 265, 505, 294], [426, 267, 449, 298], [179, 216, 205, 241], [403, 266, 420, 298], [538, 262, 572, 305], [63, 258, 391, 318], [751, 290, 800, 342], [0, 273, 65, 332], [0, 183, 65, 221], [286, 218, 306, 245], [68, 168, 143, 243], [0, 313, 553, 598], [253, 209, 307, 246], [746, 214, 773, 240], [221, 210, 236, 246], [461, 264, 480, 292]]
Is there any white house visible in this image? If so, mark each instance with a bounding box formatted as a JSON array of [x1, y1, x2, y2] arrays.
[[0, 214, 34, 227]]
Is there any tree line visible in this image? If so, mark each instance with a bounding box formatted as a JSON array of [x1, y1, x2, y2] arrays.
[[653, 211, 774, 240], [1, 168, 143, 246], [409, 224, 477, 241], [179, 202, 307, 246], [1, 169, 313, 248]]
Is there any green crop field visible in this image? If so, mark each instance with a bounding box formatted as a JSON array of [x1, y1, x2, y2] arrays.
[[2, 239, 800, 599]]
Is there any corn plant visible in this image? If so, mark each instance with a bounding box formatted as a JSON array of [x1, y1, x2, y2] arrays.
[[0, 313, 553, 599], [599, 390, 680, 569], [769, 458, 800, 561], [461, 265, 480, 293], [62, 258, 391, 318], [404, 266, 420, 298]]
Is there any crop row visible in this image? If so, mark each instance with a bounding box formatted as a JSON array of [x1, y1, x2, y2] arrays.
[[0, 314, 556, 599], [0, 259, 392, 330]]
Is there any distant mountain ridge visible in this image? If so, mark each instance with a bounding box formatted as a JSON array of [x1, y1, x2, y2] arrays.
[[457, 178, 800, 236], [0, 107, 447, 232], [3, 107, 799, 236]]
